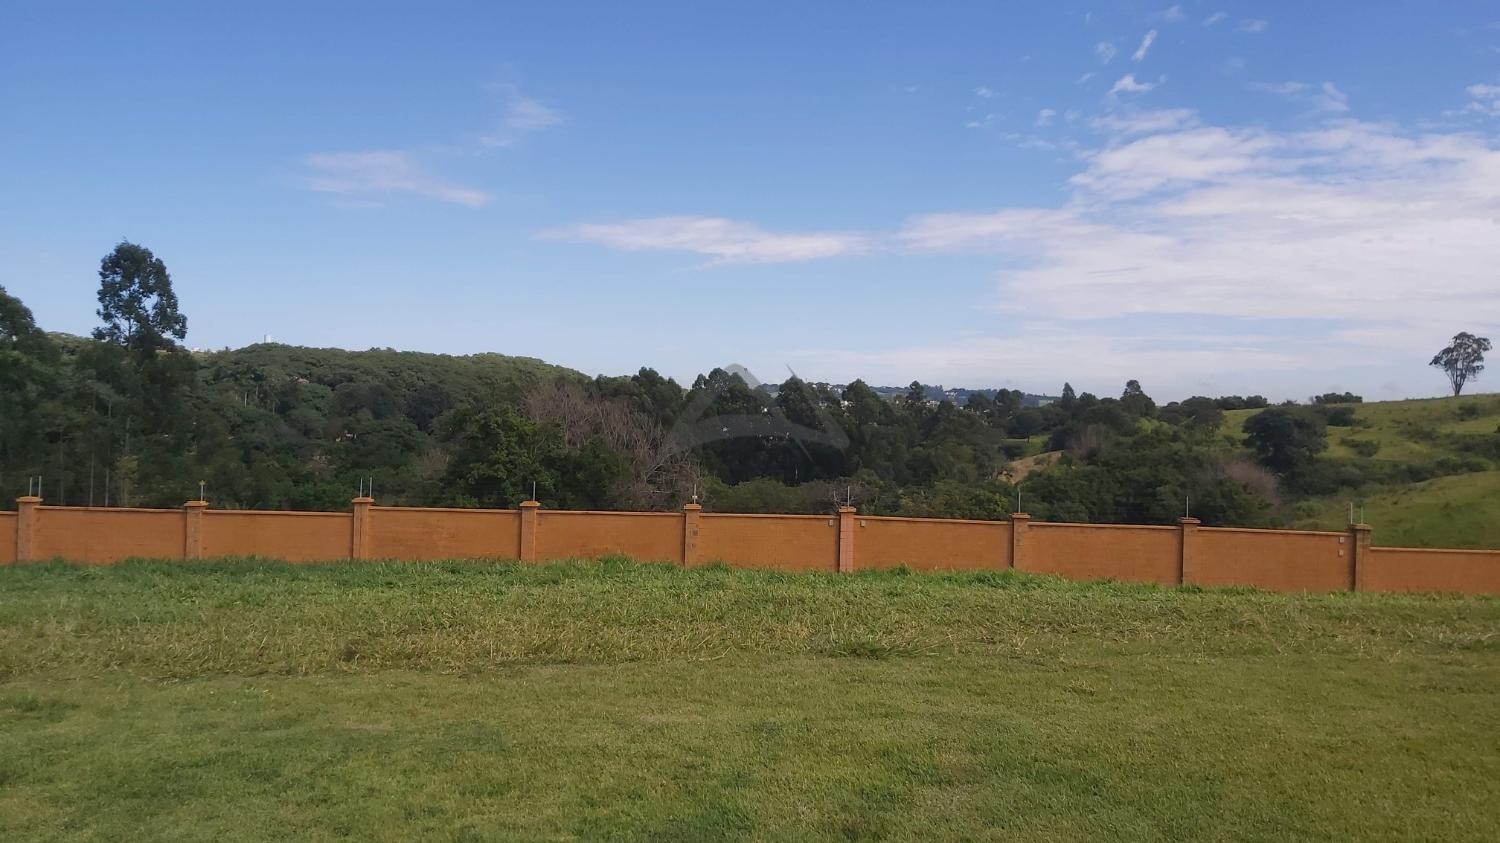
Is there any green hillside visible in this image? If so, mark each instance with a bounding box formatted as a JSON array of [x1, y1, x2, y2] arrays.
[[1295, 470, 1500, 548], [1221, 394, 1500, 548]]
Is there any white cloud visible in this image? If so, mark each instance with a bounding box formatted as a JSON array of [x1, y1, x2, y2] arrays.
[[1094, 41, 1117, 64], [891, 118, 1500, 333], [800, 326, 1310, 396], [1108, 74, 1160, 96], [1317, 82, 1350, 112], [1091, 108, 1200, 135], [1159, 5, 1185, 23], [1464, 83, 1500, 116], [548, 98, 1500, 395], [1133, 30, 1159, 62], [1202, 12, 1228, 27], [975, 86, 997, 98], [301, 83, 560, 208], [303, 151, 490, 207], [479, 85, 564, 148], [1250, 81, 1308, 96], [539, 216, 871, 264], [1036, 108, 1057, 127], [1251, 80, 1350, 112], [1238, 19, 1269, 33]]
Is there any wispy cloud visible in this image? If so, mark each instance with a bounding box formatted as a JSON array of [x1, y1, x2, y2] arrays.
[[1109, 74, 1161, 96], [1133, 30, 1159, 62], [302, 83, 561, 208], [1250, 80, 1350, 112], [1238, 19, 1269, 33], [303, 151, 490, 207], [479, 84, 564, 148], [801, 325, 1310, 397], [1036, 108, 1057, 127], [1202, 11, 1228, 27], [1316, 82, 1349, 112], [975, 86, 997, 98], [1463, 82, 1500, 116], [539, 216, 871, 265], [1158, 5, 1185, 24], [1091, 108, 1199, 135], [1094, 41, 1117, 64]]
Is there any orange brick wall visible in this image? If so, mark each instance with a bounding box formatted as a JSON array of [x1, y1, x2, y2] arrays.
[[202, 511, 352, 562], [1361, 547, 1500, 596], [1195, 528, 1350, 591], [371, 507, 520, 560], [32, 507, 184, 564], [0, 513, 15, 564], [857, 516, 1010, 571], [1024, 523, 1181, 585], [699, 514, 838, 572], [537, 511, 683, 563], [7, 502, 1500, 596]]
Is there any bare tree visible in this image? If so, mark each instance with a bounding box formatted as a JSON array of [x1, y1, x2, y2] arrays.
[[524, 381, 697, 510], [1430, 332, 1491, 396]]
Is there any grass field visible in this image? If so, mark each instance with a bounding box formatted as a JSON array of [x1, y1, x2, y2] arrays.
[[1294, 469, 1500, 548], [3, 558, 1498, 841], [1218, 393, 1500, 547], [1221, 393, 1500, 464]]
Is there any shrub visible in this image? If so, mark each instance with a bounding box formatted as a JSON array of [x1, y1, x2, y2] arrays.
[[1341, 437, 1381, 458], [1399, 421, 1441, 443], [1316, 405, 1358, 427], [1456, 403, 1481, 420], [1312, 392, 1363, 405]]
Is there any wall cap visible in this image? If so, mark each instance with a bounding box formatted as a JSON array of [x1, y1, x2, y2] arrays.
[[519, 500, 541, 509]]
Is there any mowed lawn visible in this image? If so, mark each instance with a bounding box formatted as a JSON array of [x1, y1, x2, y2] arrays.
[[2, 559, 1498, 841]]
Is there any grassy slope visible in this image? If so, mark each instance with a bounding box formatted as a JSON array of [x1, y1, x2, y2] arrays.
[[1221, 393, 1500, 547], [3, 559, 1498, 841]]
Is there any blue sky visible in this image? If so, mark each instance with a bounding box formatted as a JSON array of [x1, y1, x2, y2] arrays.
[[3, 1, 1498, 401]]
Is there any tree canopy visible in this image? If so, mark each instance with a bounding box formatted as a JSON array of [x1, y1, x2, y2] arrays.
[[1430, 332, 1491, 396]]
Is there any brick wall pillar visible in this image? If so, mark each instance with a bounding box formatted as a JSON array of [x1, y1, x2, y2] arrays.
[[682, 503, 702, 566], [1178, 516, 1200, 586], [15, 496, 41, 562], [183, 500, 208, 560], [1349, 522, 1372, 592], [518, 500, 540, 563], [837, 506, 856, 573], [1009, 512, 1029, 570], [351, 497, 374, 560]]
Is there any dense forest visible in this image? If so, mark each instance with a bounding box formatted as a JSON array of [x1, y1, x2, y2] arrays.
[[1, 242, 1455, 527]]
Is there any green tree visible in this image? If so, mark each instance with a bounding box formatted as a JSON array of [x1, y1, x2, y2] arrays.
[[1243, 407, 1327, 477], [440, 408, 563, 508], [1058, 382, 1077, 413], [94, 241, 187, 356], [1120, 379, 1156, 418], [903, 380, 928, 410], [0, 286, 60, 491], [1429, 332, 1491, 396]]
